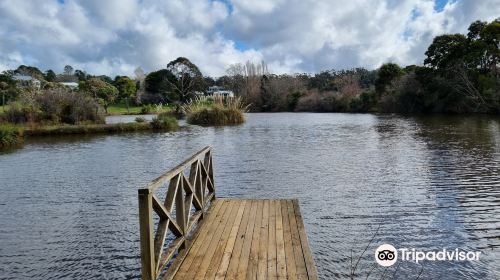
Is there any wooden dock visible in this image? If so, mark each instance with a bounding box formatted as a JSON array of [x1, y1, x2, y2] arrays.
[[138, 147, 318, 280]]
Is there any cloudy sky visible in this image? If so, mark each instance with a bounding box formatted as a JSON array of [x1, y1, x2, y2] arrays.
[[0, 0, 498, 77]]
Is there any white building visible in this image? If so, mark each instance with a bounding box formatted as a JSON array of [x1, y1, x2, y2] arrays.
[[206, 86, 234, 98], [13, 74, 41, 90], [59, 82, 79, 90]]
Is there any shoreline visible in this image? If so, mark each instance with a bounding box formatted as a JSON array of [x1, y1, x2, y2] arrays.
[[0, 120, 180, 151]]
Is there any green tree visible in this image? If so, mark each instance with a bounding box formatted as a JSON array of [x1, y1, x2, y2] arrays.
[[79, 78, 118, 113], [44, 70, 56, 82], [115, 76, 136, 113], [0, 81, 8, 111], [203, 76, 216, 89], [166, 57, 204, 102], [375, 63, 404, 93], [424, 34, 467, 70], [15, 65, 45, 80], [74, 70, 87, 81], [145, 69, 178, 103], [63, 65, 74, 76]]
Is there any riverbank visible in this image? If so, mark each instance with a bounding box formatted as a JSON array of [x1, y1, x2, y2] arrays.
[[0, 116, 179, 151]]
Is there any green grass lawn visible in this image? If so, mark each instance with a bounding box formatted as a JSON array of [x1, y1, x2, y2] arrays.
[[0, 105, 9, 112], [107, 102, 175, 115], [107, 102, 143, 115]]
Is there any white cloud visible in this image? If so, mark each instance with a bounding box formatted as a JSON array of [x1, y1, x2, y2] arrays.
[[0, 0, 498, 77], [226, 0, 500, 73]]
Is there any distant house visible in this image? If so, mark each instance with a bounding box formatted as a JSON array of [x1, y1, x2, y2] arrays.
[[59, 82, 79, 90], [12, 74, 41, 90], [206, 86, 234, 98]]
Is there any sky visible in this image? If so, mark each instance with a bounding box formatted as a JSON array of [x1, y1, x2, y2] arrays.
[[0, 0, 498, 77]]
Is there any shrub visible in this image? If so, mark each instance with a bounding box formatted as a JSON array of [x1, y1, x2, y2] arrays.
[[5, 89, 104, 125], [0, 124, 24, 149], [150, 115, 179, 131], [4, 102, 40, 123], [141, 104, 153, 114], [183, 96, 247, 126], [135, 117, 146, 123], [295, 90, 336, 112], [42, 89, 105, 124], [157, 107, 183, 120]]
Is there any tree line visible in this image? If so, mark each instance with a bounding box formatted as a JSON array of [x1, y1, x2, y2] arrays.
[[1, 18, 498, 115], [215, 19, 499, 114]]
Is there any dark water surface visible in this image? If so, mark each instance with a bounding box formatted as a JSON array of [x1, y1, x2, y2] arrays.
[[1, 113, 499, 279]]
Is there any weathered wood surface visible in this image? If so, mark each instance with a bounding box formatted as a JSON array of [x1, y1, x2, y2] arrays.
[[138, 147, 318, 280], [167, 199, 318, 280], [138, 146, 215, 280]]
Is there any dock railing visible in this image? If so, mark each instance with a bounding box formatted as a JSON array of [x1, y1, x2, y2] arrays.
[[138, 146, 215, 280]]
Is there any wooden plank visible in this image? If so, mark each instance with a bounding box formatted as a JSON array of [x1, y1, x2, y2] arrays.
[[204, 201, 247, 279], [138, 190, 155, 280], [165, 199, 318, 280], [235, 200, 259, 279], [245, 200, 263, 280], [215, 200, 252, 280], [275, 200, 287, 279], [257, 200, 269, 279], [267, 200, 277, 279], [194, 201, 240, 279], [293, 200, 318, 280], [175, 201, 230, 279], [163, 199, 224, 280], [287, 200, 308, 279], [281, 200, 297, 280], [224, 200, 254, 280]]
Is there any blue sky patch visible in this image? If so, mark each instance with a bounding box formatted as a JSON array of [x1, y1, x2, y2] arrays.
[[434, 0, 450, 12]]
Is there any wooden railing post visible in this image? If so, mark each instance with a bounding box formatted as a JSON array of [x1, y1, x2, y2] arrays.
[[138, 189, 155, 280], [138, 146, 215, 279], [175, 179, 186, 249], [205, 150, 215, 200]]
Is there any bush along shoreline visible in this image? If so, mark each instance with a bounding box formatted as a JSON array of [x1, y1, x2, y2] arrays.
[[0, 124, 24, 150], [0, 87, 182, 151], [183, 96, 248, 126], [0, 116, 179, 151]]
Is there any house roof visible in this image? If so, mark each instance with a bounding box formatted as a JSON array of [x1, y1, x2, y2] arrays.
[[13, 74, 39, 81]]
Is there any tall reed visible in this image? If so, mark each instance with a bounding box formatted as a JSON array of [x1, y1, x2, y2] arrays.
[[183, 96, 249, 126]]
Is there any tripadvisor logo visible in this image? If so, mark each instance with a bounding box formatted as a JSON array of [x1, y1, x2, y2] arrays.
[[375, 244, 397, 266], [375, 244, 481, 266]]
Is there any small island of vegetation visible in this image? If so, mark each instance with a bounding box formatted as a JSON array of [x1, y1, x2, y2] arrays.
[[183, 96, 248, 126]]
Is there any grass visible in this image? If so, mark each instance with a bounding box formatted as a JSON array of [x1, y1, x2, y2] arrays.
[[183, 96, 248, 126], [107, 102, 144, 115], [0, 124, 24, 150], [24, 120, 179, 136], [107, 101, 175, 115]]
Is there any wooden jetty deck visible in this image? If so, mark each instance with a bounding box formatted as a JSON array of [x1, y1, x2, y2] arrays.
[[138, 147, 318, 280]]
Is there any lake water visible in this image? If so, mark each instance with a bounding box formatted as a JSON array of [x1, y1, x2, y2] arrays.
[[1, 113, 499, 279]]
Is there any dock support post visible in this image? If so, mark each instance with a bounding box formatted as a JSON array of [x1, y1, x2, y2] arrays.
[[138, 189, 155, 280]]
